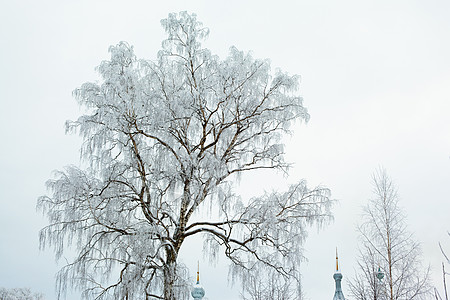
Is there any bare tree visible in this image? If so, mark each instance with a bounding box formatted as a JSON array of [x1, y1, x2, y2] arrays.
[[38, 12, 333, 300], [349, 168, 431, 300]]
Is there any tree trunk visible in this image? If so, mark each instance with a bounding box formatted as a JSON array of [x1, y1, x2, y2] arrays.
[[164, 250, 178, 300]]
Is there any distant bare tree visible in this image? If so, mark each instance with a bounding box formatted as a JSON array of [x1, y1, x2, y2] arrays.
[[349, 168, 431, 300]]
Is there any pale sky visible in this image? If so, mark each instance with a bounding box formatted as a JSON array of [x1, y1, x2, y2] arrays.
[[1, 1, 450, 299]]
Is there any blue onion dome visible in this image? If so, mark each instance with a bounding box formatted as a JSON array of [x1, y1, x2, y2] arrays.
[[191, 282, 205, 299]]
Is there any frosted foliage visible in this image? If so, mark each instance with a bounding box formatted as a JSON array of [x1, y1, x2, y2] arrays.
[[0, 288, 44, 300], [38, 11, 332, 300], [239, 264, 301, 300]]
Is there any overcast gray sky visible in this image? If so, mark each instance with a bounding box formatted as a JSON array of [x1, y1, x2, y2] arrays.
[[1, 0, 450, 299]]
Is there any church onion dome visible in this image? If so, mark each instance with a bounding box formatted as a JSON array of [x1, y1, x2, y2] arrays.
[[333, 248, 346, 300], [191, 263, 205, 299], [191, 283, 205, 299]]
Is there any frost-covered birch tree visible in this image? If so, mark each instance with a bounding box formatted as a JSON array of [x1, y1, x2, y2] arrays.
[[38, 12, 332, 300], [349, 168, 431, 300]]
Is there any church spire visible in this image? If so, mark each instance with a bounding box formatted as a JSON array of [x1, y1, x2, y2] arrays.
[[336, 247, 339, 272], [333, 248, 345, 300]]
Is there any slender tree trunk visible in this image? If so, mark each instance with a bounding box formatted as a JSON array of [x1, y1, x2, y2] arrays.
[[385, 194, 394, 300], [388, 231, 394, 300], [443, 263, 448, 300]]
